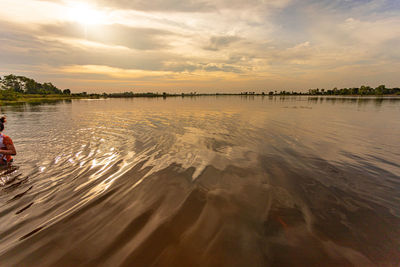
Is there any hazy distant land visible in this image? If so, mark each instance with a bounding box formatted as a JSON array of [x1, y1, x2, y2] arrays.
[[1, 74, 399, 104]]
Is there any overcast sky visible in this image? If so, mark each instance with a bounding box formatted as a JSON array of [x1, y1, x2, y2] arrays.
[[0, 0, 399, 92]]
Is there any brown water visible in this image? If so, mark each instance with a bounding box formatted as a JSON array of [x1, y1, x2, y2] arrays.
[[0, 96, 399, 266]]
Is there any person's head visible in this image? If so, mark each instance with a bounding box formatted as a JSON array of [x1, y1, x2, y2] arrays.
[[0, 116, 5, 132]]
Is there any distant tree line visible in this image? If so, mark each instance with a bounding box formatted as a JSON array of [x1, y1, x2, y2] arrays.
[[109, 89, 400, 97], [105, 92, 162, 98], [0, 74, 68, 94], [307, 85, 400, 95], [104, 91, 207, 98], [0, 74, 72, 100], [240, 85, 400, 96], [1, 74, 399, 101]]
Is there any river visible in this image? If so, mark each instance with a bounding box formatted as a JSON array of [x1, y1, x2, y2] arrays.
[[0, 96, 399, 266]]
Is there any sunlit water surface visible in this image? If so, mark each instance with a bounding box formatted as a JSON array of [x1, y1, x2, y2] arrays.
[[0, 96, 399, 266]]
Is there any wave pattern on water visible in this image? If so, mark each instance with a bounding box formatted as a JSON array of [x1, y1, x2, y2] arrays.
[[0, 97, 399, 266]]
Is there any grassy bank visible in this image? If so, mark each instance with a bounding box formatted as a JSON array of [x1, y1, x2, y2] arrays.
[[0, 94, 101, 105], [3, 93, 400, 106]]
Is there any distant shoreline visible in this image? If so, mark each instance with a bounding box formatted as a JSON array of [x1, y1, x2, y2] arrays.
[[0, 94, 94, 105], [1, 93, 400, 105], [1, 75, 399, 105]]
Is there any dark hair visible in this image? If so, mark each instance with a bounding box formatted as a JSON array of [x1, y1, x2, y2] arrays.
[[0, 116, 5, 131]]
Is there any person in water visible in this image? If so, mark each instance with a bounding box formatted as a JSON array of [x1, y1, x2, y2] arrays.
[[0, 116, 16, 165]]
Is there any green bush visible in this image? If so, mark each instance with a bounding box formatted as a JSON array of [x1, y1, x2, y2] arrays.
[[0, 89, 18, 101]]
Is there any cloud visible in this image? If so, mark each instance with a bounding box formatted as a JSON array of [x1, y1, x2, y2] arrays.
[[162, 62, 199, 72], [0, 21, 245, 76], [214, 0, 292, 9], [203, 64, 243, 73], [92, 0, 214, 12], [90, 0, 292, 12], [268, 41, 313, 64], [40, 22, 174, 50], [0, 21, 172, 70], [1, 0, 400, 92], [203, 35, 241, 51]]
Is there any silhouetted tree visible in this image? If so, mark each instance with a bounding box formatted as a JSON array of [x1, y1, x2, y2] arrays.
[[63, 89, 71, 95]]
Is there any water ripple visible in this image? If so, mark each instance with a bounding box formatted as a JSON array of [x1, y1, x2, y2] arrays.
[[0, 97, 399, 266]]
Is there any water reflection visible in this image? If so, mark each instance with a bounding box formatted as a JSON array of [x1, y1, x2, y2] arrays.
[[0, 96, 399, 266], [307, 96, 400, 106]]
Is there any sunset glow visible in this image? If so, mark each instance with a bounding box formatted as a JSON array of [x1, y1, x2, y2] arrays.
[[67, 2, 108, 25], [0, 0, 399, 92]]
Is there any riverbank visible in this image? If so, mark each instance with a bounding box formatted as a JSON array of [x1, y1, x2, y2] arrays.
[[1, 93, 400, 106], [0, 94, 101, 105]]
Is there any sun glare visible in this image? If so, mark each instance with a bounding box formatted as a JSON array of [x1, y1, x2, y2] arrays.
[[68, 2, 106, 25]]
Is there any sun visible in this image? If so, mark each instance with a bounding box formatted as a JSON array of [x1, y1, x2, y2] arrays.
[[68, 2, 106, 25]]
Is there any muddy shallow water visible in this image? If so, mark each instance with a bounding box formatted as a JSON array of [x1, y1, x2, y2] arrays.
[[0, 96, 399, 266]]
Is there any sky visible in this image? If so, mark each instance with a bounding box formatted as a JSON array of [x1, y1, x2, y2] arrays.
[[0, 0, 399, 93]]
